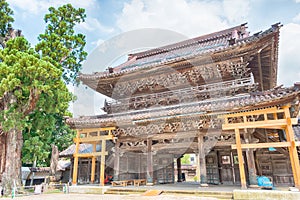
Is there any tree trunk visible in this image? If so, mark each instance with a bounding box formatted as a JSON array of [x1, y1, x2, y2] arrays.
[[1, 129, 23, 195], [0, 133, 6, 184], [50, 144, 59, 176]]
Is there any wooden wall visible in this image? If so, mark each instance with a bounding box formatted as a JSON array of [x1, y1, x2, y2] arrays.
[[256, 149, 293, 186], [119, 152, 174, 184]]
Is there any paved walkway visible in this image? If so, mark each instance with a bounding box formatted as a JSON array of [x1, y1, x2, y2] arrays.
[[1, 194, 218, 200]]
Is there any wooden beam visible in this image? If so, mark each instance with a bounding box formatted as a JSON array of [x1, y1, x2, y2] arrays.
[[223, 118, 298, 130], [222, 107, 279, 118], [231, 142, 294, 149], [77, 127, 116, 134], [118, 130, 225, 142], [74, 135, 114, 143], [75, 152, 108, 158], [235, 128, 247, 189], [118, 131, 199, 142], [152, 142, 198, 151]]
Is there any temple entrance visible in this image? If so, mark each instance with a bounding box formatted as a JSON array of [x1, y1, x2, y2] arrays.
[[218, 150, 242, 185]]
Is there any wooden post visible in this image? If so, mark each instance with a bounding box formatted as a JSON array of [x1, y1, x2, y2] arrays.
[[198, 135, 208, 186], [235, 128, 247, 189], [177, 157, 182, 182], [91, 143, 96, 183], [284, 106, 300, 189], [72, 131, 80, 185], [113, 141, 120, 181], [146, 138, 153, 185], [72, 157, 79, 185], [100, 139, 106, 186], [244, 130, 258, 187], [196, 153, 200, 183]]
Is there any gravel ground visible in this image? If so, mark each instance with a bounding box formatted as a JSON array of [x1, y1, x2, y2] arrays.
[[0, 194, 218, 200]]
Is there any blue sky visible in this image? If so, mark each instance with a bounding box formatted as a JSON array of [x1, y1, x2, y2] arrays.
[[6, 0, 300, 116]]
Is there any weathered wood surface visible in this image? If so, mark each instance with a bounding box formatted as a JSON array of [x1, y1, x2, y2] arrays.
[[105, 77, 256, 113], [80, 24, 281, 98]]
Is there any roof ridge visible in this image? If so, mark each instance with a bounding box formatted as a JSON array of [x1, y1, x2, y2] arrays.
[[130, 23, 248, 59]]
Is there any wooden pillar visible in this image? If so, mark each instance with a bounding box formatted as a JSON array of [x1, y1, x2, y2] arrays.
[[100, 139, 106, 186], [91, 143, 96, 183], [146, 138, 153, 185], [72, 157, 79, 185], [235, 128, 247, 189], [177, 157, 182, 182], [198, 135, 208, 186], [113, 141, 120, 181], [284, 106, 300, 189], [244, 130, 258, 186], [196, 153, 200, 183], [72, 131, 80, 185]]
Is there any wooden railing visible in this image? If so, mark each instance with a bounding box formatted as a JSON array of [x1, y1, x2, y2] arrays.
[[105, 77, 256, 113]]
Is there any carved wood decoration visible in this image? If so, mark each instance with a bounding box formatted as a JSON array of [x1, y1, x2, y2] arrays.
[[64, 24, 300, 188], [110, 59, 252, 99], [105, 77, 257, 114], [112, 117, 222, 137]]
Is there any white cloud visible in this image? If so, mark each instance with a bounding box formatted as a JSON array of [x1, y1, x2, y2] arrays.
[[116, 0, 251, 38], [295, 0, 300, 3], [223, 0, 250, 24], [278, 23, 300, 86], [8, 0, 113, 41], [78, 18, 114, 33], [91, 39, 104, 47], [293, 13, 300, 22], [7, 0, 96, 15], [117, 0, 226, 37]]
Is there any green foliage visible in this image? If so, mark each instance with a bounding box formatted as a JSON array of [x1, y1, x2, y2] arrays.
[[0, 3, 87, 168], [51, 114, 75, 152], [22, 4, 86, 166], [0, 37, 72, 134], [0, 0, 14, 37], [22, 136, 49, 166], [181, 154, 191, 165], [36, 4, 87, 85], [22, 113, 75, 166]]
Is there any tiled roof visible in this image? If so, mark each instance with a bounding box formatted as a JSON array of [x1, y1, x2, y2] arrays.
[[67, 85, 300, 129], [79, 23, 280, 81], [129, 24, 248, 59]]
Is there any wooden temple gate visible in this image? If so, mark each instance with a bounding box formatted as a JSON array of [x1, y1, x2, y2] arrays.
[[72, 127, 116, 186], [222, 105, 300, 189], [66, 24, 300, 188]]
